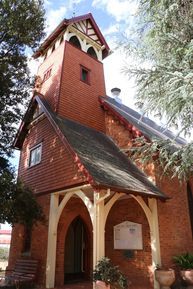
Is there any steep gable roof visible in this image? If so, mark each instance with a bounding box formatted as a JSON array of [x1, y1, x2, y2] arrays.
[[99, 96, 187, 146], [14, 95, 168, 200], [33, 13, 110, 59]]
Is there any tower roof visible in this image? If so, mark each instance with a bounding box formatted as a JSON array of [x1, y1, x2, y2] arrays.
[[33, 13, 110, 59]]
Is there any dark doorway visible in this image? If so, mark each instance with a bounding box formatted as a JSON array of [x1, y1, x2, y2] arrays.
[[64, 217, 89, 283]]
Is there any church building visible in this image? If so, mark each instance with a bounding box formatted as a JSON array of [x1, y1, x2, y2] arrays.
[[8, 13, 193, 289]]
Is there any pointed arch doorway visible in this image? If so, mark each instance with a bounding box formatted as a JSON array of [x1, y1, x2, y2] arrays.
[[64, 216, 90, 283]]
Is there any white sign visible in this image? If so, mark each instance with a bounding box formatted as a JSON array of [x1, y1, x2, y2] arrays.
[[114, 221, 143, 250]]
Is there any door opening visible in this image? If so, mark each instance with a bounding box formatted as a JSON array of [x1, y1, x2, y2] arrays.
[[64, 216, 89, 283]]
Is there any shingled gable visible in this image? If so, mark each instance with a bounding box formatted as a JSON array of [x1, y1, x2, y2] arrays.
[[33, 13, 110, 59], [99, 96, 187, 146], [14, 94, 168, 200]]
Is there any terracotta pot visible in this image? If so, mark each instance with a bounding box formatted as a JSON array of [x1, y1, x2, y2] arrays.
[[155, 269, 175, 289], [96, 280, 110, 289], [181, 269, 193, 287]]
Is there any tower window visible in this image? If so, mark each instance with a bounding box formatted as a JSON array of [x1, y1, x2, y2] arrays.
[[43, 67, 52, 82], [69, 35, 81, 50], [87, 47, 98, 59], [80, 66, 90, 84], [28, 143, 42, 167]]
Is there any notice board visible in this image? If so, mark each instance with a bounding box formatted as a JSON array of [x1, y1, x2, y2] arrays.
[[114, 221, 143, 250]]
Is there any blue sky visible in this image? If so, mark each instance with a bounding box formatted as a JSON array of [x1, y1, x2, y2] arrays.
[[44, 0, 137, 36]]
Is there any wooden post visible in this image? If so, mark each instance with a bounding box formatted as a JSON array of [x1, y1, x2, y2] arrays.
[[46, 193, 59, 288]]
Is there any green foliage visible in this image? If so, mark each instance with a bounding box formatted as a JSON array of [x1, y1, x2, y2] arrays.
[[0, 157, 44, 226], [93, 257, 128, 289], [123, 0, 193, 179], [129, 136, 193, 180], [173, 252, 193, 270], [0, 1, 45, 226], [0, 0, 45, 157], [0, 247, 9, 260]]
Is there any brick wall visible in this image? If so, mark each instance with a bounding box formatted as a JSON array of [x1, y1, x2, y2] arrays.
[[37, 42, 65, 111], [156, 176, 193, 267], [58, 41, 106, 132], [105, 112, 193, 275], [18, 116, 85, 194], [8, 194, 50, 285], [105, 198, 152, 287]]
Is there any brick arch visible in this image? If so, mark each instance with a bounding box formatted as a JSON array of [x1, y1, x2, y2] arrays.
[[55, 197, 93, 287]]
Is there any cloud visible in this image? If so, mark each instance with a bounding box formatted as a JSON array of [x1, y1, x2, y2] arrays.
[[45, 5, 67, 35], [103, 48, 136, 108], [103, 24, 119, 37], [92, 0, 138, 22]]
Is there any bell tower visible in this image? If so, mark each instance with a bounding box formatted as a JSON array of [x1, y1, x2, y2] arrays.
[[33, 13, 110, 132]]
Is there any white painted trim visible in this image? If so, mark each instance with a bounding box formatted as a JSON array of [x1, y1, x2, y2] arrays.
[[46, 193, 59, 288], [104, 192, 125, 224], [54, 184, 91, 195], [131, 195, 161, 289], [46, 188, 94, 289], [68, 26, 102, 50], [96, 188, 111, 204]]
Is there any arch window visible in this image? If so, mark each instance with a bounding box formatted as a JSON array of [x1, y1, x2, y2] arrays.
[[69, 35, 81, 50], [87, 47, 98, 59]]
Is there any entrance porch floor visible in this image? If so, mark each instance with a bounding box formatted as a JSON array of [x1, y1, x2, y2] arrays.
[[53, 281, 151, 289]]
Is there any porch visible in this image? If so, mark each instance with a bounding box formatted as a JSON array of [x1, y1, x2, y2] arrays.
[[46, 188, 159, 289]]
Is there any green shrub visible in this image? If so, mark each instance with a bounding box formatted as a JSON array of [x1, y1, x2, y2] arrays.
[[93, 257, 128, 289], [173, 252, 193, 270]]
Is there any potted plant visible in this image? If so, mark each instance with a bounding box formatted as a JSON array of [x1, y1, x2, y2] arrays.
[[173, 252, 193, 288], [93, 257, 129, 289], [154, 265, 175, 289]]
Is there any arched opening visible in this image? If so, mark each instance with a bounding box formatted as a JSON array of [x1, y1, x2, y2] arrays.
[[69, 35, 81, 50], [87, 46, 98, 59], [64, 216, 90, 283], [105, 196, 152, 288]]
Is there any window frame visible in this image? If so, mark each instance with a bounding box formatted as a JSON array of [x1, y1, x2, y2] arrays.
[[43, 66, 52, 82], [28, 143, 42, 168], [80, 65, 90, 85]]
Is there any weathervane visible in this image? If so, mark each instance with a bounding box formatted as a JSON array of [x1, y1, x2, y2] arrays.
[[72, 0, 76, 18]]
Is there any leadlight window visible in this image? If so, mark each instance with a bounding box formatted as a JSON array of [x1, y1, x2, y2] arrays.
[[29, 143, 42, 167], [33, 104, 43, 120]]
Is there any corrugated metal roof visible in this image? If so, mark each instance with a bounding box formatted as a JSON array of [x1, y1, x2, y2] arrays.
[[100, 96, 187, 146]]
